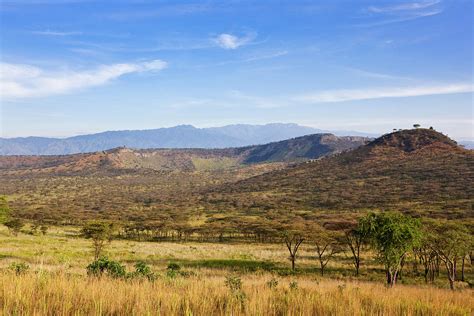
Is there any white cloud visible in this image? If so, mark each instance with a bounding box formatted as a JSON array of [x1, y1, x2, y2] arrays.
[[359, 1, 443, 27], [32, 30, 82, 36], [294, 84, 474, 103], [368, 0, 441, 13], [0, 60, 167, 99], [214, 33, 256, 49]]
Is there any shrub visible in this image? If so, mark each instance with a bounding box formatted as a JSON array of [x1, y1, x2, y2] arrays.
[[289, 280, 298, 290], [266, 278, 279, 289], [129, 261, 156, 281], [4, 218, 24, 236], [9, 262, 29, 275], [40, 225, 48, 235], [225, 274, 242, 292], [86, 257, 126, 278], [167, 262, 181, 271]]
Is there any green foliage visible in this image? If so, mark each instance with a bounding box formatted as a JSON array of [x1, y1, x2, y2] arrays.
[[4, 218, 24, 235], [184, 259, 275, 272], [0, 196, 10, 224], [128, 261, 156, 281], [167, 262, 181, 271], [9, 262, 29, 275], [225, 274, 242, 292], [426, 220, 473, 289], [289, 280, 298, 290], [82, 221, 115, 259], [360, 212, 421, 286], [81, 221, 114, 241], [86, 257, 126, 278], [40, 225, 49, 235], [266, 278, 279, 289]]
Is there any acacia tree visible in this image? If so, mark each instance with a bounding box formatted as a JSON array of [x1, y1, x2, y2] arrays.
[[361, 212, 421, 287], [4, 218, 24, 236], [414, 220, 439, 283], [82, 221, 115, 260], [430, 221, 472, 290], [343, 221, 368, 277], [281, 222, 307, 271], [312, 226, 341, 276]]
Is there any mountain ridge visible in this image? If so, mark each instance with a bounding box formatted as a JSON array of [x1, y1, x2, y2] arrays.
[[0, 133, 369, 174], [0, 123, 376, 155]]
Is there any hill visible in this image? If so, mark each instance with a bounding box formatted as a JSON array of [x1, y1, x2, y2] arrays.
[[2, 129, 471, 224], [205, 129, 474, 219], [0, 133, 368, 174], [1, 123, 365, 155]]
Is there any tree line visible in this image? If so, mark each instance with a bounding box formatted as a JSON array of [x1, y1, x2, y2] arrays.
[[1, 196, 472, 290], [79, 211, 472, 290]]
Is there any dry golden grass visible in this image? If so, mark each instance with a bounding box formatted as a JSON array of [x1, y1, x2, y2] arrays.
[[1, 272, 472, 315], [1, 227, 473, 315]]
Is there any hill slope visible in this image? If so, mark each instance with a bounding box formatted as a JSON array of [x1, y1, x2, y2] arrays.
[[0, 134, 368, 174], [1, 123, 349, 155], [205, 129, 474, 218]]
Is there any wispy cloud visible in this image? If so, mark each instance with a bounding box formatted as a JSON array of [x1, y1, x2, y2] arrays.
[[342, 67, 414, 81], [358, 0, 443, 27], [105, 3, 211, 21], [207, 50, 288, 67], [0, 60, 167, 99], [32, 30, 82, 36], [368, 0, 441, 13], [294, 84, 474, 103], [214, 32, 256, 49]]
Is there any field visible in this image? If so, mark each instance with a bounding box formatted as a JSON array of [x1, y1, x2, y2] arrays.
[[1, 226, 473, 315]]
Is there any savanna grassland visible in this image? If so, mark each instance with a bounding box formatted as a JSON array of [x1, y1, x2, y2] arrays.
[[0, 226, 473, 315], [1, 129, 473, 315]]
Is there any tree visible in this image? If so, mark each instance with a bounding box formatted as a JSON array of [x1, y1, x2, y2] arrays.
[[281, 223, 306, 271], [361, 212, 421, 287], [312, 226, 341, 276], [4, 218, 24, 236], [343, 221, 368, 276], [430, 221, 472, 290], [414, 220, 440, 283], [81, 221, 115, 260], [0, 196, 11, 225]]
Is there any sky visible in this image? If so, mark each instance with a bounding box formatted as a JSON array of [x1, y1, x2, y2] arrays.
[[0, 0, 473, 140]]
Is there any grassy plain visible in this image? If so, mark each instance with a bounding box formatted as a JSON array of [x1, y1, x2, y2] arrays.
[[0, 226, 473, 315]]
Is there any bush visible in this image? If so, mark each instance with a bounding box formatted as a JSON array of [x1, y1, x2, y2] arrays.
[[128, 261, 156, 281], [266, 278, 279, 289], [289, 280, 298, 290], [225, 274, 242, 292], [167, 262, 181, 271], [86, 257, 126, 278], [9, 262, 29, 275], [4, 218, 24, 235]]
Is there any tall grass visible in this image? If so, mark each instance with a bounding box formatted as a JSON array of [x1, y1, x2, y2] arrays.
[[1, 272, 472, 315]]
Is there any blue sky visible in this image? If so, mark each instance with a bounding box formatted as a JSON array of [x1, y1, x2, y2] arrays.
[[0, 0, 472, 139]]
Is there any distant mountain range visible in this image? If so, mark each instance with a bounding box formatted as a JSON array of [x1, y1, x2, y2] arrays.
[[0, 123, 376, 155], [0, 133, 369, 173]]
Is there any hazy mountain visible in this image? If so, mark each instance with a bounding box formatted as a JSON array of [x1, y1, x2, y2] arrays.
[[0, 133, 369, 173], [459, 140, 474, 149], [0, 123, 373, 155]]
